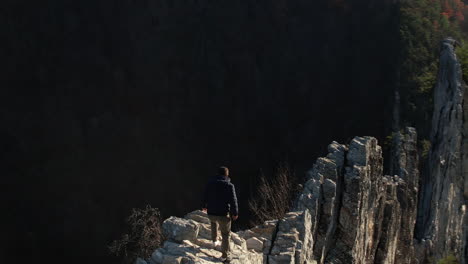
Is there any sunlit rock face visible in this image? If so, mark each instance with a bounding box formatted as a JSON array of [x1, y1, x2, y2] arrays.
[[296, 134, 418, 264], [148, 133, 419, 264], [416, 38, 468, 263]]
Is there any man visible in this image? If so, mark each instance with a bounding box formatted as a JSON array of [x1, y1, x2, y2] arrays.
[[202, 166, 238, 262]]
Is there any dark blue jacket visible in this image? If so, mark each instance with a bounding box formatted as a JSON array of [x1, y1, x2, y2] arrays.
[[202, 175, 238, 216]]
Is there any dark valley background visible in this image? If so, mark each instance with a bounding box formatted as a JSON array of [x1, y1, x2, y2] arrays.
[[2, 0, 468, 263]]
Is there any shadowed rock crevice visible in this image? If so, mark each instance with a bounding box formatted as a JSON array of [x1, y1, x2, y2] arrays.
[[320, 147, 347, 264], [265, 220, 279, 264]]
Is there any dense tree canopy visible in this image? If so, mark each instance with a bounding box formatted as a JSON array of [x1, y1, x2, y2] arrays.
[[398, 0, 468, 136]]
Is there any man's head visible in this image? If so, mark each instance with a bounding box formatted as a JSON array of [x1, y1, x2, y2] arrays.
[[218, 166, 229, 177]]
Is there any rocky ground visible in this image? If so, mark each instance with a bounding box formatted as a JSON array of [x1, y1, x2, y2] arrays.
[[139, 210, 271, 264]]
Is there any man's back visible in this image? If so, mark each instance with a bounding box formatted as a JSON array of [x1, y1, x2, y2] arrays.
[[203, 175, 238, 217]]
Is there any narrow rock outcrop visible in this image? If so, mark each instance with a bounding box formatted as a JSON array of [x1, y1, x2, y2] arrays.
[[416, 37, 468, 263], [387, 127, 419, 263], [144, 131, 419, 264]]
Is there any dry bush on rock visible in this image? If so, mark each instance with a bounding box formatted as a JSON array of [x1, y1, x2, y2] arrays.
[[249, 164, 299, 225], [109, 205, 164, 264]]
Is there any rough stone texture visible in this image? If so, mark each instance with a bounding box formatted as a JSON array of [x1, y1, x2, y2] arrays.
[[345, 137, 386, 264], [238, 220, 277, 242], [246, 237, 264, 252], [375, 175, 403, 264], [149, 211, 263, 264], [296, 141, 348, 264], [185, 211, 211, 225], [384, 127, 420, 264], [416, 37, 468, 263], [268, 210, 314, 264], [295, 134, 420, 264], [146, 131, 425, 264], [394, 128, 419, 264], [162, 217, 199, 243], [148, 132, 423, 264]]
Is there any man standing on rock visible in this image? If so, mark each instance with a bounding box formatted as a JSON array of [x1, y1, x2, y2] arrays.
[[202, 166, 239, 263]]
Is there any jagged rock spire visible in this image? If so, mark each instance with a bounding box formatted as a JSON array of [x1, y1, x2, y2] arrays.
[[416, 37, 468, 263]]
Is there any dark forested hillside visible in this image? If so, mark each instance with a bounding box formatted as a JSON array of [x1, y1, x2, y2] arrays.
[[1, 1, 400, 263], [398, 0, 468, 138]]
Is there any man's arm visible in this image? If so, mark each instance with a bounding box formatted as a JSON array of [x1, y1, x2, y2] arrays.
[[229, 183, 238, 220]]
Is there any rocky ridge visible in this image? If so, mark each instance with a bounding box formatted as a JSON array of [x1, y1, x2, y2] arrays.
[[137, 38, 467, 264], [138, 130, 419, 264]]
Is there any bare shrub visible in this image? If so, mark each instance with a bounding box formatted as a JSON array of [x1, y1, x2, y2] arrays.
[[109, 205, 164, 264], [249, 163, 299, 225]]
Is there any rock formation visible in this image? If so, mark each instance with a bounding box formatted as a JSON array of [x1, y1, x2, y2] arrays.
[[138, 38, 467, 264], [416, 37, 468, 263], [140, 131, 419, 264]]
